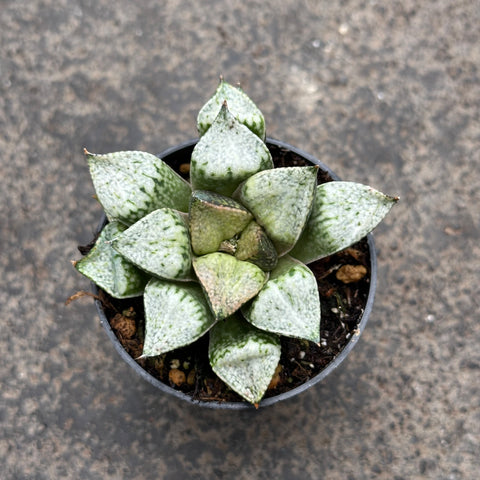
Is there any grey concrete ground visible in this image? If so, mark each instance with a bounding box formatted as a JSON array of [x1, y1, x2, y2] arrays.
[[1, 1, 479, 479]]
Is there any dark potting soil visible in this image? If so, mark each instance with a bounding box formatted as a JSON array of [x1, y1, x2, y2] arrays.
[[80, 144, 371, 404]]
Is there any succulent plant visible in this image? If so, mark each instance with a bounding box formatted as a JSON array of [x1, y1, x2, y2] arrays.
[[74, 78, 398, 405]]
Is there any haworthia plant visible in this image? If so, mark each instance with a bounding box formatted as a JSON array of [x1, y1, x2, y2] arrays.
[[75, 79, 398, 405]]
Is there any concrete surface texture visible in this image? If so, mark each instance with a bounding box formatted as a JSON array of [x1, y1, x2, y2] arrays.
[[1, 0, 479, 479]]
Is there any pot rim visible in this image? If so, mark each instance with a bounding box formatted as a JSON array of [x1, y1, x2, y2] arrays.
[[93, 138, 377, 409]]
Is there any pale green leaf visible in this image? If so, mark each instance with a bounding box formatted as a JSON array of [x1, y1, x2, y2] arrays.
[[74, 222, 148, 298], [290, 181, 398, 264], [112, 208, 193, 281], [142, 278, 216, 356], [243, 256, 320, 342], [197, 79, 266, 139], [209, 314, 281, 404], [235, 166, 318, 255], [193, 253, 268, 321], [190, 103, 273, 197], [189, 190, 253, 256], [86, 150, 191, 225]]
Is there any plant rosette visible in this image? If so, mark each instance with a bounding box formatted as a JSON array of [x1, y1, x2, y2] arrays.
[[74, 79, 398, 408]]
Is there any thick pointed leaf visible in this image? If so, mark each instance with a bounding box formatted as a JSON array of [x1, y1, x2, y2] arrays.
[[190, 103, 273, 197], [243, 256, 320, 342], [235, 221, 278, 271], [235, 166, 318, 255], [142, 279, 216, 356], [86, 150, 191, 225], [112, 208, 193, 281], [193, 253, 268, 321], [74, 222, 148, 298], [209, 314, 281, 404], [290, 182, 398, 264], [197, 79, 266, 139], [189, 190, 253, 256]]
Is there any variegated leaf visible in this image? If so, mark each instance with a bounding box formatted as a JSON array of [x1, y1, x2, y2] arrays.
[[142, 278, 216, 356], [290, 181, 398, 264], [197, 79, 266, 139], [235, 166, 318, 255], [243, 256, 320, 342], [112, 208, 193, 281], [193, 253, 268, 321], [189, 190, 253, 256], [86, 150, 191, 225], [74, 222, 148, 298], [190, 103, 273, 197], [209, 314, 281, 405]]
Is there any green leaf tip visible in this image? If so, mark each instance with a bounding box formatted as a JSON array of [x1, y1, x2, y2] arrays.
[[197, 78, 266, 139], [191, 103, 273, 197], [189, 190, 253, 256], [74, 221, 149, 299], [209, 314, 281, 404], [235, 166, 318, 256], [143, 279, 216, 356], [193, 253, 268, 321], [290, 181, 398, 264], [112, 208, 193, 281], [235, 221, 278, 271], [86, 150, 191, 225], [243, 256, 320, 342]]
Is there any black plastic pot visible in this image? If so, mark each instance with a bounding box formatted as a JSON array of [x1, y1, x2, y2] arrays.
[[93, 138, 377, 409]]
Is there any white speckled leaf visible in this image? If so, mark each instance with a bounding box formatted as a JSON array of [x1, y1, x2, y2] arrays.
[[193, 253, 268, 321], [86, 150, 191, 225], [190, 103, 273, 197], [209, 314, 281, 405], [142, 278, 216, 356], [243, 256, 320, 342], [189, 190, 253, 256], [235, 166, 318, 255], [75, 222, 148, 298], [112, 208, 193, 281], [290, 181, 398, 264], [197, 79, 266, 139]]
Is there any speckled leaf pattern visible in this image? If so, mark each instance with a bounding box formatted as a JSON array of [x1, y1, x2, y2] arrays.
[[235, 221, 278, 271], [197, 79, 266, 139], [193, 253, 268, 321], [86, 150, 191, 225], [111, 208, 193, 281], [190, 103, 273, 197], [290, 181, 398, 264], [75, 222, 148, 298], [235, 166, 318, 256], [209, 314, 281, 404], [243, 256, 320, 342], [142, 278, 216, 356], [189, 190, 253, 256]]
